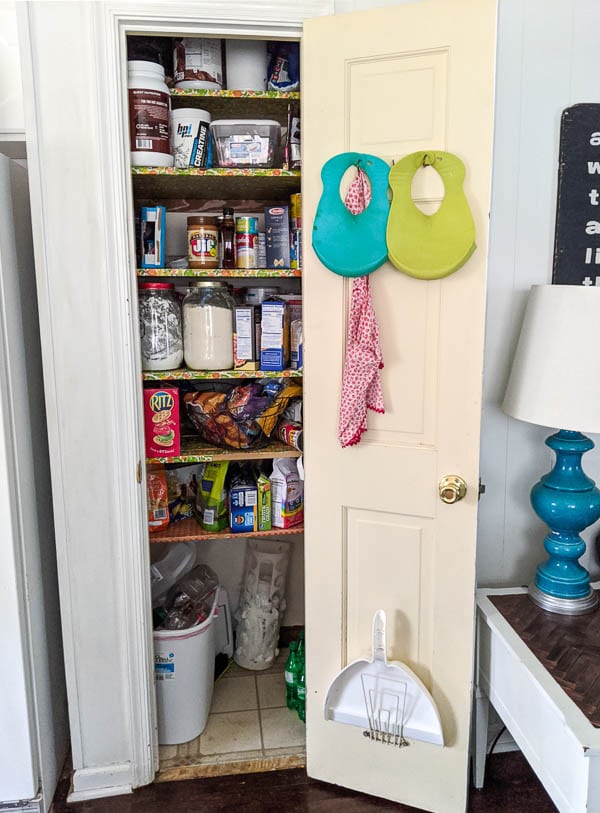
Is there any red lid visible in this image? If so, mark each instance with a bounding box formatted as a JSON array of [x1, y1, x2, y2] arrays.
[[139, 282, 175, 290]]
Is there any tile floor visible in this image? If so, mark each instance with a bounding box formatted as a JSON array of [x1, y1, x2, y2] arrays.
[[158, 648, 306, 782]]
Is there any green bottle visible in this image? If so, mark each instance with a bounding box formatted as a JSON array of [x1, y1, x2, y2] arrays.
[[297, 629, 305, 660], [284, 641, 299, 710], [296, 653, 306, 723]]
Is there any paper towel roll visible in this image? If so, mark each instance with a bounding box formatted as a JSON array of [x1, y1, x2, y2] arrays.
[[225, 40, 267, 91]]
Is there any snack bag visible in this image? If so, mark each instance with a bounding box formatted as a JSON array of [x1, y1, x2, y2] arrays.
[[166, 463, 204, 523], [196, 461, 229, 532], [147, 464, 169, 532]]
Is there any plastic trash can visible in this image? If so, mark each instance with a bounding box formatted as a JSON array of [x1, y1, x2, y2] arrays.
[[153, 589, 217, 745]]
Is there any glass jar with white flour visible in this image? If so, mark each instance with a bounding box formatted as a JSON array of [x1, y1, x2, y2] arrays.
[[183, 281, 234, 370]]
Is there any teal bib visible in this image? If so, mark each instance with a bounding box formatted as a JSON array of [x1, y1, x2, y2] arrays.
[[387, 151, 476, 280], [312, 152, 390, 277]]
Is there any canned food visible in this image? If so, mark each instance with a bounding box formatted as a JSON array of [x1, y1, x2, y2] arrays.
[[235, 216, 258, 268], [290, 192, 302, 230]]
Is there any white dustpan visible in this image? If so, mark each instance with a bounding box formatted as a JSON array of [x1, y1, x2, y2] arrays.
[[324, 610, 444, 746]]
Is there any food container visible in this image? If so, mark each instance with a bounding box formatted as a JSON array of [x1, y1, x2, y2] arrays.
[[235, 216, 258, 268], [183, 281, 234, 370], [225, 40, 268, 91], [173, 38, 223, 90], [138, 282, 183, 371], [170, 108, 211, 168], [187, 216, 219, 268], [210, 119, 280, 168]]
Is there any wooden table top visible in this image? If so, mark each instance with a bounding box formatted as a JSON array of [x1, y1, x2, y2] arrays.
[[490, 591, 600, 728]]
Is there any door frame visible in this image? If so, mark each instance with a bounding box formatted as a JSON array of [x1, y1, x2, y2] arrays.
[[18, 0, 328, 801]]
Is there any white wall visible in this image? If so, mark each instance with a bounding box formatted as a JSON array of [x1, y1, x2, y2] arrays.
[[477, 0, 600, 588]]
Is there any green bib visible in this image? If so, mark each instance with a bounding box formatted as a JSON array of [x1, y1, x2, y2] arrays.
[[387, 151, 476, 280], [312, 152, 390, 277]]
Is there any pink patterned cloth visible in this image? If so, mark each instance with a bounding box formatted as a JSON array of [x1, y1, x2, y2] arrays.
[[338, 169, 385, 448]]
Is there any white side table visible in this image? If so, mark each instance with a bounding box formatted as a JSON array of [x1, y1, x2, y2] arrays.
[[474, 586, 600, 813]]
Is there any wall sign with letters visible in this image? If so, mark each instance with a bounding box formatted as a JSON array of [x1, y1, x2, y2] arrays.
[[553, 104, 600, 286]]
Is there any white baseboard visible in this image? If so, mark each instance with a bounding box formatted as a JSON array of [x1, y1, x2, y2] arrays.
[[68, 764, 132, 803]]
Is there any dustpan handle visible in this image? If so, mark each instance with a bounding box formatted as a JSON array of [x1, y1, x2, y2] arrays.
[[372, 610, 387, 663]]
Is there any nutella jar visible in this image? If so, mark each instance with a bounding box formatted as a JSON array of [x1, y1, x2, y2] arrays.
[[187, 216, 219, 268]]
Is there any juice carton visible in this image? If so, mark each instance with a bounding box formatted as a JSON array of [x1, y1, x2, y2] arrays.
[[260, 298, 289, 371], [257, 473, 271, 531], [230, 482, 258, 533], [144, 388, 180, 458], [270, 458, 303, 528]]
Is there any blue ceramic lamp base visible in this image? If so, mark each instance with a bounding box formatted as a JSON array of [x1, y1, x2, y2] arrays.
[[528, 430, 600, 616]]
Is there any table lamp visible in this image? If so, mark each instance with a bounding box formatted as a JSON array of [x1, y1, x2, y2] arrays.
[[502, 284, 600, 615]]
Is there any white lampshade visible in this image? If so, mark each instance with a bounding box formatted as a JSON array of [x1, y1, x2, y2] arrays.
[[502, 284, 600, 434]]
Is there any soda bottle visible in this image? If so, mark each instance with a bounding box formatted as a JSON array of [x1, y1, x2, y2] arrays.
[[284, 641, 299, 710], [297, 629, 305, 660], [296, 653, 306, 723]]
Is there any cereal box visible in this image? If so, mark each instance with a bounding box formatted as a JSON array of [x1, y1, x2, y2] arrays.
[[144, 388, 180, 457], [230, 482, 258, 533]]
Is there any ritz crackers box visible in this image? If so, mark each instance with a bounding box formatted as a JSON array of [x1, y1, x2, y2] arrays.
[[144, 388, 181, 457]]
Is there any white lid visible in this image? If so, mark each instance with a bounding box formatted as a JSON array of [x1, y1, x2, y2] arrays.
[[210, 119, 280, 127], [128, 60, 166, 77], [170, 107, 211, 122]]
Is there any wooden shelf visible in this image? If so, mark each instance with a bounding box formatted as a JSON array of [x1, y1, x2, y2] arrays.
[[149, 517, 303, 543], [147, 438, 301, 464], [137, 267, 301, 278], [132, 167, 300, 201], [142, 368, 302, 381], [170, 90, 300, 100]]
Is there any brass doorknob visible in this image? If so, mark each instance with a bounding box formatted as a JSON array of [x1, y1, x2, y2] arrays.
[[439, 475, 467, 504]]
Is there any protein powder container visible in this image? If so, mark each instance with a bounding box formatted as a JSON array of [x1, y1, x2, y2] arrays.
[[170, 108, 211, 168], [174, 38, 223, 90], [128, 61, 174, 168]]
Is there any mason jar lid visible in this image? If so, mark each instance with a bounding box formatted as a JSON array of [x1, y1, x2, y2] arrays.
[[139, 282, 175, 290], [188, 216, 218, 226], [188, 280, 228, 288]]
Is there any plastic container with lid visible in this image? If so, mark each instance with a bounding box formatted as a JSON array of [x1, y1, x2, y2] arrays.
[[210, 120, 280, 168], [187, 216, 219, 268], [183, 281, 235, 371], [138, 282, 183, 371], [128, 61, 174, 168], [173, 38, 223, 90]]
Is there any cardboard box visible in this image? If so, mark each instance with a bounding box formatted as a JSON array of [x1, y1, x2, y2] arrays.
[[260, 299, 289, 371], [264, 205, 291, 269], [140, 206, 166, 268], [144, 388, 180, 457], [229, 483, 258, 533], [290, 320, 303, 370], [233, 306, 259, 371]]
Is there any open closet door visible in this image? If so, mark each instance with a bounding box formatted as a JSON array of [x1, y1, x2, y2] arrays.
[[302, 1, 497, 810]]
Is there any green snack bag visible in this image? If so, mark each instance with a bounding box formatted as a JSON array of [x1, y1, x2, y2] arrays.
[[196, 461, 229, 532]]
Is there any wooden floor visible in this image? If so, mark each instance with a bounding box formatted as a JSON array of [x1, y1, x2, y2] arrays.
[[51, 752, 556, 812]]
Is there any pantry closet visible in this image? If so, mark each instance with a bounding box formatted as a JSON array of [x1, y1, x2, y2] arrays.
[[20, 1, 496, 810], [130, 30, 306, 779]]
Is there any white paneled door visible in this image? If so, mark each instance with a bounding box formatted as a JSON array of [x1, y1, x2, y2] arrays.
[[303, 1, 497, 810]]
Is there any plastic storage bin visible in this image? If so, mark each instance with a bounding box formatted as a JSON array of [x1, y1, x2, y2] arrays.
[[153, 589, 217, 745], [210, 119, 280, 168]]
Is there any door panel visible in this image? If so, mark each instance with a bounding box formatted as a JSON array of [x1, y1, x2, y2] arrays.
[[303, 1, 496, 810]]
